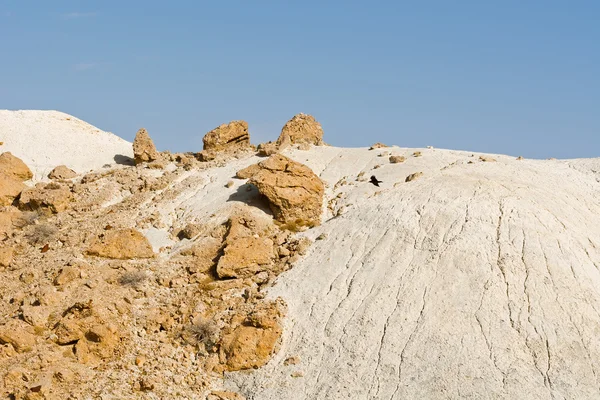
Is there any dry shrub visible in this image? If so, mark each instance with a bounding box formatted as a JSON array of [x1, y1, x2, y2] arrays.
[[118, 271, 147, 287], [26, 223, 58, 245], [185, 318, 219, 348]]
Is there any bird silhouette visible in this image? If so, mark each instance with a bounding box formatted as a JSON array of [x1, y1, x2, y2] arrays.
[[370, 175, 382, 187]]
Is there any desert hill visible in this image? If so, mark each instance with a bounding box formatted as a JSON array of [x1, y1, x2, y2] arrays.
[[1, 111, 600, 399]]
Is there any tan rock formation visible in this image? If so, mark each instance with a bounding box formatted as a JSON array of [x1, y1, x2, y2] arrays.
[[0, 320, 36, 352], [369, 143, 388, 150], [86, 228, 154, 259], [133, 128, 159, 165], [243, 154, 324, 226], [0, 246, 14, 267], [220, 301, 284, 371], [0, 173, 26, 206], [405, 172, 423, 182], [217, 236, 274, 279], [19, 182, 73, 213], [203, 121, 250, 152], [0, 152, 33, 181], [257, 141, 278, 156], [389, 155, 406, 164], [48, 165, 77, 180], [276, 113, 324, 149]]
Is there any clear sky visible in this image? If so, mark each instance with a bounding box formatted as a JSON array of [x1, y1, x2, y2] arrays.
[[1, 1, 599, 159]]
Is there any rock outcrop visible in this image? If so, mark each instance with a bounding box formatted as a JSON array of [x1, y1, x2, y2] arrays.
[[48, 165, 78, 180], [0, 152, 33, 181], [19, 182, 73, 213], [133, 128, 159, 165], [86, 228, 154, 259], [240, 154, 324, 227], [276, 113, 324, 149], [203, 121, 250, 153], [0, 173, 26, 206], [389, 155, 405, 164]]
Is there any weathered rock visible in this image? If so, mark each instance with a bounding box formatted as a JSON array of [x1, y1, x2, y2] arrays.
[[18, 182, 73, 213], [75, 324, 120, 365], [236, 164, 261, 179], [0, 319, 36, 352], [132, 128, 159, 164], [389, 155, 406, 164], [217, 236, 275, 279], [0, 152, 33, 181], [177, 223, 202, 240], [246, 154, 324, 226], [0, 173, 26, 206], [257, 141, 278, 156], [0, 209, 21, 239], [276, 114, 324, 149], [48, 165, 77, 180], [479, 155, 497, 162], [54, 266, 80, 286], [405, 172, 423, 182], [369, 143, 388, 150], [203, 121, 250, 152], [0, 246, 14, 267], [221, 323, 282, 371], [86, 228, 154, 259]]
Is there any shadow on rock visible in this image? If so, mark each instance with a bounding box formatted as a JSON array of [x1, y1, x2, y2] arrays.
[[226, 183, 272, 215], [113, 154, 135, 166]]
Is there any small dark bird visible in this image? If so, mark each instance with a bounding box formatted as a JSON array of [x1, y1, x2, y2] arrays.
[[370, 175, 382, 187]]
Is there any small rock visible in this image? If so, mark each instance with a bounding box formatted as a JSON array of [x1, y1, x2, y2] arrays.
[[412, 151, 422, 157], [479, 156, 496, 162], [389, 155, 406, 164], [0, 246, 14, 267], [517, 156, 524, 160], [48, 165, 77, 180], [257, 142, 278, 156], [0, 319, 36, 352], [316, 233, 327, 241], [284, 356, 300, 366], [369, 143, 388, 150], [405, 172, 423, 182], [54, 265, 79, 286], [225, 180, 234, 188], [291, 371, 304, 378], [86, 229, 154, 259]]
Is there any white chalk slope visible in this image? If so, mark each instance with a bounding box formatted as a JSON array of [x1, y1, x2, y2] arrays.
[[0, 110, 133, 180], [222, 147, 600, 400]]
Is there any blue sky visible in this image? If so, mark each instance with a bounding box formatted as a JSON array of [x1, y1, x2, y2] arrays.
[[1, 1, 598, 159]]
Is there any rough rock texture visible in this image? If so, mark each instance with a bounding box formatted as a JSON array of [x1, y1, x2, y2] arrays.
[[257, 142, 278, 157], [203, 121, 250, 152], [276, 114, 324, 149], [243, 155, 324, 226], [86, 228, 154, 259], [389, 155, 405, 164], [208, 391, 247, 400], [0, 246, 14, 267], [369, 142, 388, 150], [225, 146, 600, 400], [0, 173, 26, 206], [132, 128, 159, 164], [0, 152, 33, 181], [48, 165, 77, 180], [405, 171, 423, 182], [216, 214, 277, 279], [19, 182, 73, 213]]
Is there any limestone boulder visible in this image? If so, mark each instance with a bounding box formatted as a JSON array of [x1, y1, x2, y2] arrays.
[[0, 246, 14, 267], [18, 182, 73, 213], [217, 236, 275, 279], [0, 319, 36, 352], [0, 152, 33, 181], [133, 128, 159, 165], [86, 228, 154, 259], [257, 141, 278, 157], [220, 302, 282, 371], [203, 121, 250, 152], [246, 154, 324, 226], [276, 113, 324, 149], [0, 173, 26, 206], [48, 165, 77, 180], [389, 155, 406, 164]]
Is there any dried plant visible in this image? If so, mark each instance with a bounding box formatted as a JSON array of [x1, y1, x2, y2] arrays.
[[186, 319, 219, 348], [25, 223, 58, 245], [118, 271, 147, 287]]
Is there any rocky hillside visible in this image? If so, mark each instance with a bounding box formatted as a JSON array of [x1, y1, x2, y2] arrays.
[[1, 111, 600, 399]]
